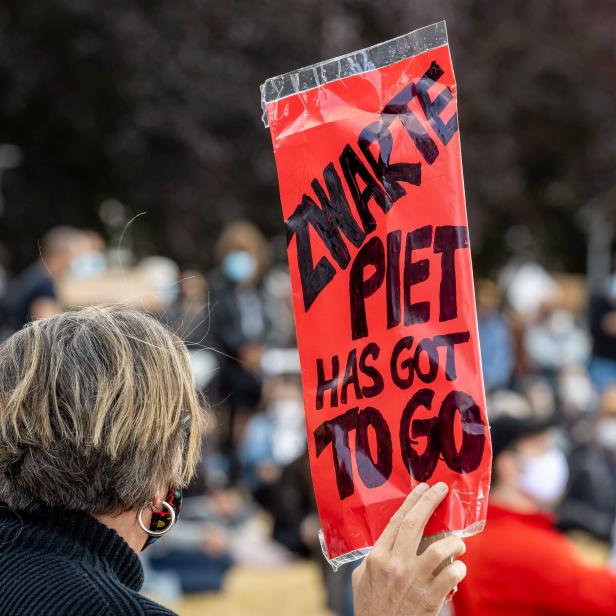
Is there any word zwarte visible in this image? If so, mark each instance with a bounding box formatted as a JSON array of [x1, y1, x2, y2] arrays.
[[285, 60, 459, 327]]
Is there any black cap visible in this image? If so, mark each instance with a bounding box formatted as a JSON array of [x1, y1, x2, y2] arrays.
[[490, 415, 555, 458]]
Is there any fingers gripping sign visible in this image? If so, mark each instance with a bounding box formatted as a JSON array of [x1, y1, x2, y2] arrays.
[[353, 483, 467, 616]]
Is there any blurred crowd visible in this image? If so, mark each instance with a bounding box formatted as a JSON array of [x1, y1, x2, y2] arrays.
[[477, 261, 616, 545], [453, 262, 616, 614], [1, 223, 615, 615]]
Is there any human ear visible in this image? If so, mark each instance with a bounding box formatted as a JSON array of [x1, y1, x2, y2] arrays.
[[151, 493, 165, 511]]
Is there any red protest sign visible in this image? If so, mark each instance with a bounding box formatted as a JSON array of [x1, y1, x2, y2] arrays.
[[262, 22, 491, 566]]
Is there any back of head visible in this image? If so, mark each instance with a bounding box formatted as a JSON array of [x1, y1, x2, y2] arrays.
[[0, 306, 206, 514]]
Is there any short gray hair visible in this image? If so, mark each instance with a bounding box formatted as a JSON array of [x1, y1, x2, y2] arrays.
[[0, 306, 206, 514]]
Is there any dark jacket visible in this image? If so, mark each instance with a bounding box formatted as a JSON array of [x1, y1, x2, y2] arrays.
[[590, 293, 616, 361], [0, 506, 176, 615], [557, 443, 616, 541]]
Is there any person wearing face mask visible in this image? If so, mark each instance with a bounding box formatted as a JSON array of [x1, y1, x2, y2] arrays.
[[558, 386, 616, 541], [238, 378, 307, 513], [3, 226, 83, 331], [453, 414, 616, 616], [475, 279, 515, 392], [589, 263, 616, 390], [209, 222, 275, 482], [524, 302, 590, 379], [68, 230, 108, 280]]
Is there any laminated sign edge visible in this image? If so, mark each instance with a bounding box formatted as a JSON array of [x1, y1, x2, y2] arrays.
[[259, 21, 449, 127]]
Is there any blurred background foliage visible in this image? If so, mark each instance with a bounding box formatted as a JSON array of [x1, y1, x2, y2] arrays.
[[1, 0, 615, 274]]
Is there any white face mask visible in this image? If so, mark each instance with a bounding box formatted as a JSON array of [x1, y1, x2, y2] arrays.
[[546, 310, 574, 335], [596, 419, 616, 451], [268, 399, 306, 465], [559, 374, 595, 413], [518, 449, 569, 504]]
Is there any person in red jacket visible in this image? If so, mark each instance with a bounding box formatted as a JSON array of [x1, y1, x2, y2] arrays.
[[453, 414, 616, 616]]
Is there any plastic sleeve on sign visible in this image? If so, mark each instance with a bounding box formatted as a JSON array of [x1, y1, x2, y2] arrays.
[[259, 21, 449, 127], [261, 19, 491, 571], [319, 528, 371, 571], [319, 519, 487, 571]]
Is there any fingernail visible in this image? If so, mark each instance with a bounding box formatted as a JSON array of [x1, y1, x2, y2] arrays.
[[434, 482, 448, 494], [415, 482, 429, 494]]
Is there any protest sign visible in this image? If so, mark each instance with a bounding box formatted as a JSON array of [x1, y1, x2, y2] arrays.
[[261, 21, 491, 567]]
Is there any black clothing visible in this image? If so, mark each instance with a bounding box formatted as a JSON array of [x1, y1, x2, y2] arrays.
[[209, 274, 268, 482], [164, 301, 211, 348], [0, 507, 176, 615], [590, 293, 616, 361], [210, 274, 270, 358], [4, 262, 56, 330], [272, 453, 316, 556], [210, 273, 267, 412], [557, 444, 616, 541]]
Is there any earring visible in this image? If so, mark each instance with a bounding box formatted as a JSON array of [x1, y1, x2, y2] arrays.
[[138, 500, 176, 537]]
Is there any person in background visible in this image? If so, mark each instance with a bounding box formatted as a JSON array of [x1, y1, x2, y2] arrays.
[[239, 377, 305, 508], [138, 256, 180, 316], [555, 365, 598, 444], [556, 365, 597, 423], [476, 279, 514, 392], [524, 301, 590, 379], [166, 270, 210, 347], [210, 221, 273, 479], [515, 374, 557, 420], [69, 229, 108, 279], [4, 226, 83, 330], [589, 261, 616, 390], [262, 266, 296, 348], [271, 451, 355, 616], [558, 385, 616, 541], [453, 414, 616, 615]]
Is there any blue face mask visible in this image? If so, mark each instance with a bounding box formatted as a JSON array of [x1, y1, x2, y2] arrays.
[[70, 251, 106, 279], [222, 251, 257, 283]]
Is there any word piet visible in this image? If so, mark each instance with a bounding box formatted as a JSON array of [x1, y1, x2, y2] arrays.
[[349, 225, 468, 340]]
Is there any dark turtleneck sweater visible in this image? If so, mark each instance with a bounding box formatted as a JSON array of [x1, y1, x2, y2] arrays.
[[0, 506, 177, 615]]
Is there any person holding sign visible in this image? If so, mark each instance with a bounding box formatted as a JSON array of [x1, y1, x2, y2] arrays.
[[0, 307, 464, 615]]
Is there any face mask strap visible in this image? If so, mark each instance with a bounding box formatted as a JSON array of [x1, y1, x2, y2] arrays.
[[138, 500, 177, 537]]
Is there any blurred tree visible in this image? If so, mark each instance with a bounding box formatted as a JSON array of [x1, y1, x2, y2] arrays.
[[0, 0, 615, 274]]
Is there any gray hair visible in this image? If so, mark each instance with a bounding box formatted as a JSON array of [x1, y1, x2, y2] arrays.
[[0, 306, 206, 514]]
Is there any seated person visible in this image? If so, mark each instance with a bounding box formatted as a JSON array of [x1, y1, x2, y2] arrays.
[[558, 385, 616, 541], [454, 414, 616, 615]]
